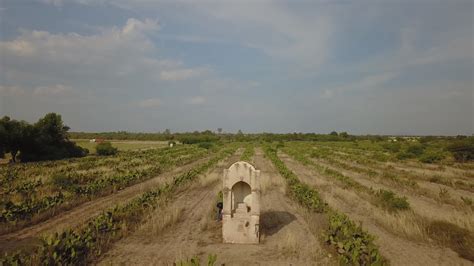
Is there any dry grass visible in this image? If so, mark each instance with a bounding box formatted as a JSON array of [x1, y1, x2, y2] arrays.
[[138, 198, 184, 235], [427, 220, 474, 261], [277, 231, 300, 256]]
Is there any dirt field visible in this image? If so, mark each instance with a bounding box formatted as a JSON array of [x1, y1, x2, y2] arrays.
[[98, 149, 334, 265], [2, 142, 473, 265], [278, 151, 473, 265], [0, 155, 212, 254]]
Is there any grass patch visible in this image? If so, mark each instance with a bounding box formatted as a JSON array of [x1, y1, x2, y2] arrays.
[[375, 189, 410, 211], [427, 221, 474, 261]]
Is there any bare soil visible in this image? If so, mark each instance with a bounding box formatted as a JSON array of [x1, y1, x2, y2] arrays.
[[278, 152, 473, 266], [98, 149, 334, 265], [310, 157, 474, 231], [0, 156, 212, 254]]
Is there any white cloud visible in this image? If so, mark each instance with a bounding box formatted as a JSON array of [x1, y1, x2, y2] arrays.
[[138, 98, 161, 108], [320, 72, 398, 99], [34, 84, 73, 96], [0, 18, 212, 90], [160, 67, 209, 81], [186, 96, 206, 105], [38, 0, 63, 6], [121, 18, 160, 35], [0, 85, 26, 96]]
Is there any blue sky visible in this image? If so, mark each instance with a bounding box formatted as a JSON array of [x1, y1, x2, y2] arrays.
[[0, 0, 472, 135]]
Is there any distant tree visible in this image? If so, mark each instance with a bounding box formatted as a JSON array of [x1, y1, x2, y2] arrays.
[[164, 129, 171, 135], [237, 129, 243, 135], [339, 132, 349, 138], [330, 131, 338, 136], [0, 120, 6, 158], [447, 139, 474, 162], [0, 116, 29, 162], [217, 128, 223, 134], [0, 113, 88, 162], [96, 142, 118, 156]]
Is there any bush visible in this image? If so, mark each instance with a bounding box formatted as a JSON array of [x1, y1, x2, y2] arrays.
[[376, 189, 410, 211], [197, 142, 214, 150], [419, 152, 445, 163], [51, 174, 78, 191], [446, 140, 474, 162], [381, 142, 401, 153], [96, 142, 118, 156], [406, 144, 425, 156]]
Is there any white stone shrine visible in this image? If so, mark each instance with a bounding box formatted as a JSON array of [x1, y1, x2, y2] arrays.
[[222, 161, 261, 244]]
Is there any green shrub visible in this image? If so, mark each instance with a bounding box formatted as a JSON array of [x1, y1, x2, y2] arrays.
[[51, 174, 78, 191], [446, 140, 474, 162], [406, 144, 425, 156], [419, 152, 445, 163], [376, 189, 410, 211], [96, 142, 118, 156], [381, 142, 401, 153], [197, 142, 214, 150], [325, 212, 385, 265]]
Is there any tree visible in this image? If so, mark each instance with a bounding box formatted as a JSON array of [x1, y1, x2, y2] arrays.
[[0, 113, 88, 162], [447, 139, 474, 162], [96, 142, 118, 156], [0, 116, 28, 162], [164, 129, 171, 135], [339, 132, 349, 138], [217, 128, 223, 134], [330, 131, 338, 136]]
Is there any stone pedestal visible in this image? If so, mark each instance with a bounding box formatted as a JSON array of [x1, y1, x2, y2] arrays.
[[222, 161, 260, 244]]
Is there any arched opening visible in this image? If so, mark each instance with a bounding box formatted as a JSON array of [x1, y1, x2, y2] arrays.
[[231, 181, 251, 215]]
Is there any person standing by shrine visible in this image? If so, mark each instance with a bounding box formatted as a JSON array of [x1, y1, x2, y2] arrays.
[[216, 202, 223, 221]]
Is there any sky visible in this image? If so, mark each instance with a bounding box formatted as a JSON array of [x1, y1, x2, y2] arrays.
[[0, 0, 473, 135]]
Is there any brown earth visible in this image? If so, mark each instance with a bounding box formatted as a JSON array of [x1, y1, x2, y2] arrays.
[[310, 158, 474, 231], [278, 152, 473, 266], [0, 155, 214, 254], [98, 149, 334, 265]]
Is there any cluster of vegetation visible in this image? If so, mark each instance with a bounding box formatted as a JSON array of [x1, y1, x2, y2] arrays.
[[240, 143, 255, 162], [0, 145, 208, 229], [0, 113, 88, 162], [284, 141, 474, 261], [375, 189, 410, 211], [95, 142, 118, 156], [446, 138, 474, 162], [284, 143, 411, 213], [0, 145, 237, 265], [325, 212, 384, 264], [263, 145, 385, 264]]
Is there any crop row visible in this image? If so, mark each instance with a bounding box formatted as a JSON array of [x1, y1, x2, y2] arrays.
[[263, 145, 384, 264], [280, 143, 474, 262], [0, 145, 238, 265], [307, 142, 474, 195], [282, 144, 410, 212], [0, 145, 208, 227], [240, 143, 255, 162], [263, 145, 386, 265]]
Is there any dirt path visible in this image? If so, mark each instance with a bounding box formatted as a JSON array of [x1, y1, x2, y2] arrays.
[[99, 149, 333, 265], [0, 156, 213, 254], [278, 152, 472, 266]]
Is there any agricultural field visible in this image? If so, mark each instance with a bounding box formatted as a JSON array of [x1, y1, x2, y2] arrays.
[[72, 140, 168, 154], [1, 139, 473, 265]]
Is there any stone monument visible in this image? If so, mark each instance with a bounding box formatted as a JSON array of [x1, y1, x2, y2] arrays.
[[222, 161, 260, 244]]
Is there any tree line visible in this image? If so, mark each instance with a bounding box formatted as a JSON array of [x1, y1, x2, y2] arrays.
[[0, 113, 88, 162]]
